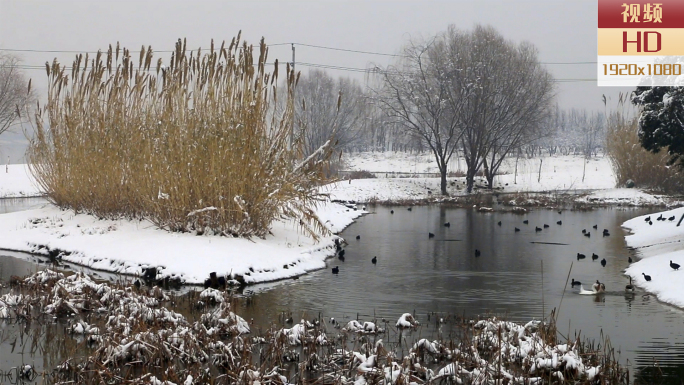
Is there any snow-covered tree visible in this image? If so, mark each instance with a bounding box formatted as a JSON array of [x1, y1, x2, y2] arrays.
[[375, 39, 463, 195], [632, 86, 684, 167], [295, 70, 366, 157], [439, 25, 555, 192], [0, 53, 34, 136]]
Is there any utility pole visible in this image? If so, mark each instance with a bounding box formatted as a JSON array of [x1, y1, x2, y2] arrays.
[[290, 43, 296, 151], [291, 43, 295, 78]]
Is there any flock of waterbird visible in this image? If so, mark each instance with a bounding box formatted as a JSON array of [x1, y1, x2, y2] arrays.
[[331, 208, 681, 296]]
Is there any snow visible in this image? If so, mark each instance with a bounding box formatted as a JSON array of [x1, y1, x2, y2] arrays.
[[0, 201, 364, 285], [333, 153, 662, 206], [623, 207, 684, 307], [0, 153, 671, 287], [0, 164, 41, 198], [575, 188, 665, 206]]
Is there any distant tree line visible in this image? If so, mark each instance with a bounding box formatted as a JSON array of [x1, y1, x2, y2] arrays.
[[293, 25, 613, 194]]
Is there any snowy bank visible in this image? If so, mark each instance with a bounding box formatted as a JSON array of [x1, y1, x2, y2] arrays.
[[334, 153, 666, 206], [0, 164, 41, 198], [623, 207, 684, 307], [0, 201, 364, 285]]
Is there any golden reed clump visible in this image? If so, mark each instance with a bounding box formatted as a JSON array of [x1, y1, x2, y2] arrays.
[[28, 34, 336, 239], [605, 105, 684, 193]]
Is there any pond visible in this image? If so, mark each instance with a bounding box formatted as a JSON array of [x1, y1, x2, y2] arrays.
[[0, 199, 682, 383], [235, 205, 684, 384]]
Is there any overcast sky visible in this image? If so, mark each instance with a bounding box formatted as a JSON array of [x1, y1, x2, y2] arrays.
[[0, 0, 630, 160]]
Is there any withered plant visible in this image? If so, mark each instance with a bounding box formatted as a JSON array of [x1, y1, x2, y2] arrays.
[[28, 33, 337, 239]]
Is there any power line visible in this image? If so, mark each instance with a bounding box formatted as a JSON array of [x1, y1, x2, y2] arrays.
[[3, 63, 599, 82], [293, 43, 404, 58], [0, 42, 292, 55], [0, 43, 597, 65]]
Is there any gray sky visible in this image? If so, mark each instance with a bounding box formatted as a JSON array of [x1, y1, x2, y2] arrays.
[[0, 0, 630, 160]]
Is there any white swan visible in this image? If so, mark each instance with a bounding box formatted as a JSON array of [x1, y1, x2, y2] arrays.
[[578, 281, 606, 295], [578, 285, 598, 295], [592, 280, 601, 292]]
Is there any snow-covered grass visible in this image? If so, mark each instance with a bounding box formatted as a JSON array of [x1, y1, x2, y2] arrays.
[[3, 268, 624, 384], [0, 164, 41, 198], [623, 207, 684, 308]]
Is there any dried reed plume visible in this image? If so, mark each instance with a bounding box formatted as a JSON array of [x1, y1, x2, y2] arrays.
[[28, 34, 336, 239], [605, 108, 684, 193]]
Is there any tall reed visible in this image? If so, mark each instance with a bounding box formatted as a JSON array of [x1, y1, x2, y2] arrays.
[[28, 34, 335, 239], [605, 109, 684, 194]]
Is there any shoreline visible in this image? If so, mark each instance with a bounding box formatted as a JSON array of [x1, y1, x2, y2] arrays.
[[0, 192, 677, 291]]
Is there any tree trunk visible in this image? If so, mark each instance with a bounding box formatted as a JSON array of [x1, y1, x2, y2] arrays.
[[440, 169, 448, 196], [466, 166, 476, 193], [483, 156, 494, 189]]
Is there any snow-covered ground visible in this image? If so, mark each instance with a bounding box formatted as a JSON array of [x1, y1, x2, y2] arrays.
[[0, 164, 40, 198], [0, 153, 675, 289], [623, 207, 684, 308], [334, 152, 665, 206], [0, 202, 363, 285]]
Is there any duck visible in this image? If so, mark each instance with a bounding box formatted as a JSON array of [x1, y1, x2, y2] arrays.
[[601, 258, 607, 267], [497, 221, 502, 226], [535, 226, 542, 232], [625, 276, 635, 293], [332, 266, 339, 274], [645, 216, 651, 222], [603, 229, 610, 237], [584, 232, 591, 238], [338, 249, 345, 258], [444, 222, 451, 227], [475, 249, 481, 257], [577, 253, 586, 260], [642, 272, 651, 281], [371, 256, 377, 264], [628, 256, 633, 263], [390, 210, 394, 214], [592, 280, 601, 292], [571, 278, 581, 287], [338, 254, 345, 262], [592, 253, 599, 261], [657, 214, 664, 221], [670, 260, 680, 271], [407, 207, 412, 211], [543, 224, 549, 228], [557, 220, 562, 225], [515, 227, 521, 232], [356, 235, 361, 240], [523, 220, 529, 224], [669, 215, 676, 221], [429, 232, 435, 238], [593, 224, 598, 229], [649, 221, 653, 225], [582, 229, 586, 234]]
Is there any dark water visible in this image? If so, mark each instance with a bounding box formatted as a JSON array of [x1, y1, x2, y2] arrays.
[[235, 205, 684, 384], [0, 200, 683, 383]]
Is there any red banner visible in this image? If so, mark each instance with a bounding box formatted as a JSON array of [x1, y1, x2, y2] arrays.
[[598, 0, 684, 28]]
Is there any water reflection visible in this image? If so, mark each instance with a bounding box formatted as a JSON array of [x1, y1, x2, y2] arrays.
[[0, 199, 683, 383], [0, 197, 47, 215], [234, 205, 684, 384]]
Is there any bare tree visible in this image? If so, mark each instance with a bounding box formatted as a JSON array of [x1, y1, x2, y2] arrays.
[[295, 70, 365, 158], [375, 41, 463, 195], [438, 25, 555, 192], [0, 53, 33, 136]]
